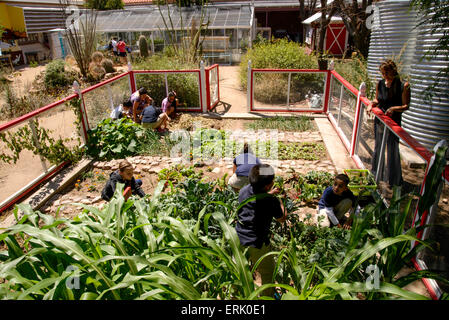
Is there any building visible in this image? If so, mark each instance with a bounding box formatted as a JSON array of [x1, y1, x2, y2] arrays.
[[1, 0, 83, 64], [302, 11, 349, 57]]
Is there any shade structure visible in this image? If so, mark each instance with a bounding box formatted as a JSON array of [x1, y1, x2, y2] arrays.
[[92, 4, 253, 33]]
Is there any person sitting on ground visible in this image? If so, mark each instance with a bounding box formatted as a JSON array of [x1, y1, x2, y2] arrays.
[[141, 103, 170, 132], [316, 173, 360, 229], [110, 99, 132, 120], [130, 87, 153, 123], [101, 160, 145, 202], [228, 143, 262, 191], [235, 164, 287, 298]]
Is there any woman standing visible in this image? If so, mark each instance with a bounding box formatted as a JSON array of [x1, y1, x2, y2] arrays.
[[367, 59, 410, 187]]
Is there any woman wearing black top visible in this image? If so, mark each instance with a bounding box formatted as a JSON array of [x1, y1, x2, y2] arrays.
[[367, 59, 410, 187]]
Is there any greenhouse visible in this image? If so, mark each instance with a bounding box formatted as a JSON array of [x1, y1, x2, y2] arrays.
[[93, 4, 255, 64]]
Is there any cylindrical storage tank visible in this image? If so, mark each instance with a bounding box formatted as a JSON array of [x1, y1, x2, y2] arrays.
[[402, 14, 449, 150], [367, 0, 418, 84]]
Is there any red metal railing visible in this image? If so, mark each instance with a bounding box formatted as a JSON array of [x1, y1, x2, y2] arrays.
[[248, 68, 330, 113]]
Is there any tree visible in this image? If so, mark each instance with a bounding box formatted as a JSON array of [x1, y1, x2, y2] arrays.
[[60, 0, 98, 78], [333, 0, 374, 58], [317, 0, 338, 56], [299, 0, 318, 43], [85, 0, 124, 10], [156, 0, 209, 64]]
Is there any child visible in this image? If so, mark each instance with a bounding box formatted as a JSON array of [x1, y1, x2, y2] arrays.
[[110, 99, 132, 120], [235, 164, 287, 297], [130, 87, 153, 123], [161, 91, 177, 118], [228, 143, 261, 191], [141, 104, 170, 132], [101, 160, 145, 201], [317, 173, 359, 229]]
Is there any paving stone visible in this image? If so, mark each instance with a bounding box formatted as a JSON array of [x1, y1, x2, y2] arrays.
[[212, 167, 221, 174], [91, 196, 102, 203], [81, 199, 90, 205]]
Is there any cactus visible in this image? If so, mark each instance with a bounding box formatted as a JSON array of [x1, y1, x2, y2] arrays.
[[101, 58, 116, 73], [91, 51, 104, 64], [139, 35, 149, 58], [88, 62, 106, 80]]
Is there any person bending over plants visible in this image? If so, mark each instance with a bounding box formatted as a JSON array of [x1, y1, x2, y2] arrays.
[[110, 99, 133, 120], [101, 160, 145, 201], [228, 142, 262, 191], [316, 173, 360, 229], [235, 164, 287, 298], [141, 103, 170, 133], [130, 87, 153, 123]]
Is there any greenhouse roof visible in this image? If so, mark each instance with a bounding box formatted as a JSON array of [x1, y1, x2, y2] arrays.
[[93, 4, 254, 32]]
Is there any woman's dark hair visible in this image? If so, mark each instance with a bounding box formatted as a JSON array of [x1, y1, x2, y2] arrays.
[[138, 87, 148, 95], [168, 91, 176, 98], [249, 164, 275, 192], [123, 99, 132, 107], [242, 142, 252, 154]]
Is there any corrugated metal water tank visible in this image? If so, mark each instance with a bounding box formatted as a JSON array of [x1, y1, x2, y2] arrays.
[[401, 14, 449, 150], [367, 0, 418, 83]]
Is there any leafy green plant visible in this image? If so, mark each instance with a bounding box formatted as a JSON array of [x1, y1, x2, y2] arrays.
[[86, 118, 170, 160], [245, 116, 314, 132], [0, 119, 84, 165], [158, 164, 203, 185]]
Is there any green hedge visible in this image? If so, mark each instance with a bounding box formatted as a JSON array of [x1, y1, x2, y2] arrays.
[[132, 54, 200, 110], [239, 39, 321, 104]]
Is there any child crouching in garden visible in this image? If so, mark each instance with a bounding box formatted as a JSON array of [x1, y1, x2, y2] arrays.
[[316, 173, 360, 229], [101, 160, 146, 201], [235, 164, 287, 298]]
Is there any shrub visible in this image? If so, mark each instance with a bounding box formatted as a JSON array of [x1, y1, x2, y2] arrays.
[[239, 39, 321, 103], [132, 54, 200, 108], [139, 35, 149, 58], [101, 58, 115, 73], [334, 55, 375, 100], [0, 83, 53, 120], [44, 59, 73, 90]]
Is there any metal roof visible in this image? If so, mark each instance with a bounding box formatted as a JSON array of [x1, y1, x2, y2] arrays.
[[92, 5, 253, 32], [302, 12, 343, 25]]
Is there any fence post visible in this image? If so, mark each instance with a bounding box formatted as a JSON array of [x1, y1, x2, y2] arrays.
[[375, 124, 388, 183], [28, 119, 49, 173], [322, 67, 332, 113], [72, 81, 89, 145], [247, 60, 252, 113], [200, 60, 208, 113], [128, 62, 136, 95], [350, 82, 366, 156], [287, 72, 291, 108]]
